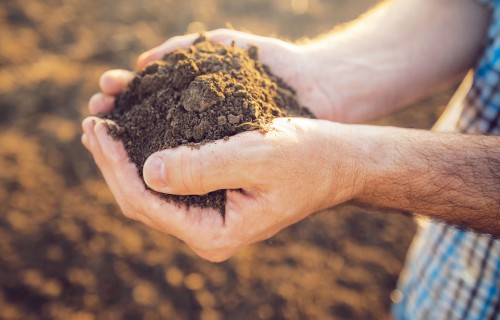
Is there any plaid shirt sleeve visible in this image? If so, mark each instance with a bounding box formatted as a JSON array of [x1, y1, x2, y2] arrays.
[[477, 0, 497, 9], [457, 1, 500, 134]]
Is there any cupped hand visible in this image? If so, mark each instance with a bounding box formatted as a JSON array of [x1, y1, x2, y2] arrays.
[[89, 29, 335, 119], [83, 29, 357, 261], [81, 116, 363, 262]]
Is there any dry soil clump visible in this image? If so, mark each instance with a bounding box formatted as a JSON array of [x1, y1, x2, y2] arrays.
[[104, 36, 313, 213]]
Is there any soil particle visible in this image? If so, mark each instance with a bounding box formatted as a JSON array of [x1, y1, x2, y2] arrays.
[[103, 35, 313, 214]]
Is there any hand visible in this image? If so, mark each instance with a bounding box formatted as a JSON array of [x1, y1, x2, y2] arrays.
[[83, 29, 362, 261], [89, 29, 336, 120], [81, 116, 363, 262]]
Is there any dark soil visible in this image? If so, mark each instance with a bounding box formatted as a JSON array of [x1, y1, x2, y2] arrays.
[[104, 36, 313, 213]]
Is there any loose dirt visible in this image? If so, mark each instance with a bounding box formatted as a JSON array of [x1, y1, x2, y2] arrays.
[[104, 36, 313, 213]]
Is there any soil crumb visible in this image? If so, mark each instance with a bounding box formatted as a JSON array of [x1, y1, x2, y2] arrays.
[[103, 35, 313, 214]]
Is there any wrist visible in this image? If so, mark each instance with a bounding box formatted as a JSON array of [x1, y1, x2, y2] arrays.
[[317, 122, 372, 208], [324, 124, 406, 207], [349, 125, 414, 208]]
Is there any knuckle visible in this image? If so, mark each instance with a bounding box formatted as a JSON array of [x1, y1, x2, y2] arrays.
[[178, 150, 205, 194]]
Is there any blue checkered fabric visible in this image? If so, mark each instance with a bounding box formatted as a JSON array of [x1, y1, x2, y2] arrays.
[[391, 1, 500, 319]]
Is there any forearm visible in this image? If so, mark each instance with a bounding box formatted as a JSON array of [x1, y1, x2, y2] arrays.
[[301, 0, 490, 123], [345, 125, 500, 235]]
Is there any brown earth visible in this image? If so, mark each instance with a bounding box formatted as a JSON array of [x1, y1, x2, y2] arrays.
[[0, 0, 454, 319], [105, 37, 312, 213]]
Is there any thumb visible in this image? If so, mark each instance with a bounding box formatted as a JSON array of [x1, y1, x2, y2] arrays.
[[143, 133, 261, 195]]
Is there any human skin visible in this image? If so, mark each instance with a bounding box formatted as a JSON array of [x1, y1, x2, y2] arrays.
[[83, 0, 500, 261]]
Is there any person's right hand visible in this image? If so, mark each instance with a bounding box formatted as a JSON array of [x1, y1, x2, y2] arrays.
[[89, 29, 338, 120], [81, 114, 365, 262]]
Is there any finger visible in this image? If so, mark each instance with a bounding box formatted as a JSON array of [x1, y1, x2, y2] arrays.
[[138, 29, 256, 70], [81, 117, 98, 149], [206, 28, 259, 48], [92, 120, 131, 167], [91, 119, 153, 209], [137, 29, 250, 70], [88, 93, 115, 114], [81, 133, 90, 151], [143, 131, 265, 195], [82, 117, 113, 173], [137, 34, 200, 70], [99, 69, 135, 95], [91, 120, 196, 237], [84, 117, 230, 248], [207, 28, 296, 54], [83, 117, 141, 215]]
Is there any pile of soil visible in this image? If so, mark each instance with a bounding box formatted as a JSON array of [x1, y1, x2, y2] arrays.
[[104, 36, 313, 213]]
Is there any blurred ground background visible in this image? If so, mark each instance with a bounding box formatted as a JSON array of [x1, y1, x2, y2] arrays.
[[0, 0, 455, 319]]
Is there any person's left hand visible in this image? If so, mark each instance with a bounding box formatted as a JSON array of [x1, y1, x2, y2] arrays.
[[88, 29, 338, 120], [82, 114, 364, 261]]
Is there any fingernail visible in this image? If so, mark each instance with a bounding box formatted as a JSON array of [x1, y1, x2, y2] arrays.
[[145, 156, 167, 187]]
